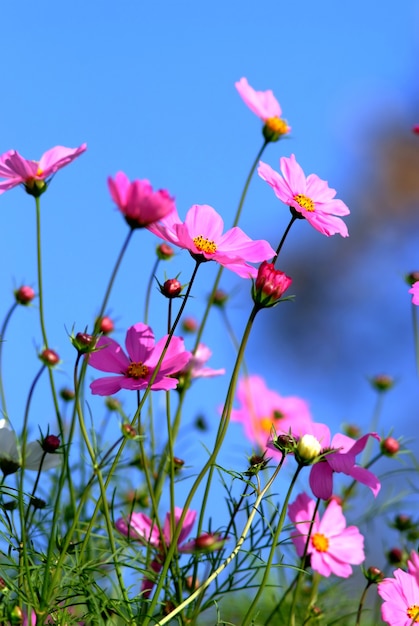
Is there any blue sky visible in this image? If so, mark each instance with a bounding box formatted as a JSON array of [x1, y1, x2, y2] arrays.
[[1, 0, 419, 541]]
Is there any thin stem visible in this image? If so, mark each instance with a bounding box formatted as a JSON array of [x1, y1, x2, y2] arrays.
[[355, 581, 373, 626], [0, 301, 18, 418], [241, 462, 303, 626], [93, 228, 135, 333], [274, 213, 298, 264], [144, 256, 160, 325], [157, 461, 284, 625]]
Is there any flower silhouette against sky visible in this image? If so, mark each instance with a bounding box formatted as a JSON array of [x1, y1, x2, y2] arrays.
[[288, 492, 365, 578], [235, 77, 291, 139], [378, 568, 419, 625], [147, 204, 275, 278], [87, 322, 191, 395], [108, 171, 176, 229], [230, 375, 313, 451], [258, 154, 350, 237], [0, 144, 87, 195]]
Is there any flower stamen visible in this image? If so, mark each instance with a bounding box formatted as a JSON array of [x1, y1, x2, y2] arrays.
[[293, 193, 315, 212], [193, 235, 217, 255], [265, 117, 289, 136], [127, 362, 149, 379], [311, 532, 329, 552], [407, 605, 419, 622]]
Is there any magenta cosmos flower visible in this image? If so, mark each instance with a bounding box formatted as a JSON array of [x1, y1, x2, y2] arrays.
[[235, 77, 291, 139], [300, 422, 381, 500], [409, 281, 419, 305], [180, 343, 225, 379], [0, 144, 87, 196], [147, 204, 275, 278], [258, 154, 350, 237], [289, 492, 365, 578], [108, 171, 176, 229], [87, 322, 191, 395], [116, 506, 197, 597], [378, 568, 419, 625], [230, 375, 313, 451], [253, 261, 292, 307]]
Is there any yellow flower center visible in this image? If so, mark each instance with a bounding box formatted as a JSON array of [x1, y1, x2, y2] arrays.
[[193, 235, 217, 255], [311, 533, 329, 552], [407, 606, 419, 622], [127, 362, 149, 379], [265, 117, 289, 135], [36, 166, 43, 177], [293, 194, 315, 212], [260, 417, 273, 433]]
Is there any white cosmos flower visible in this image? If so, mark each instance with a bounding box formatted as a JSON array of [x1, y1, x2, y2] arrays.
[[0, 418, 61, 475]]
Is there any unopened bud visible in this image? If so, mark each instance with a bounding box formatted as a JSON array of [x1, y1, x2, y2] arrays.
[[381, 437, 400, 456], [194, 532, 225, 551], [296, 434, 322, 464], [181, 316, 198, 333], [387, 547, 403, 565], [394, 514, 412, 531], [105, 397, 121, 411], [156, 243, 174, 260], [162, 278, 182, 298], [60, 387, 75, 402], [42, 434, 60, 453], [122, 424, 137, 439], [370, 374, 394, 392], [30, 497, 46, 510], [73, 332, 96, 353], [343, 424, 361, 438], [365, 566, 384, 584], [96, 316, 114, 334], [173, 457, 185, 471], [211, 290, 228, 307], [39, 348, 60, 367], [14, 285, 35, 305], [9, 606, 24, 624]]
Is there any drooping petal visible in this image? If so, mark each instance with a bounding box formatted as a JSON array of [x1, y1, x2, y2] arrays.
[[309, 462, 334, 500], [87, 336, 130, 373]]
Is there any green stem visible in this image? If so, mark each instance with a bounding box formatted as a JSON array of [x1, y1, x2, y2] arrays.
[[355, 581, 373, 626], [157, 460, 284, 625], [241, 463, 303, 626], [0, 301, 18, 418], [144, 256, 160, 325]]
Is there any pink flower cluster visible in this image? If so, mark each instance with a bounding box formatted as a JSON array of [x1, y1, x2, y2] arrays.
[[378, 552, 419, 625]]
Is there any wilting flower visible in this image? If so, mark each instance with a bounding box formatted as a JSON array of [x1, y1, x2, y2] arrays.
[[288, 492, 365, 578], [409, 282, 419, 305], [108, 172, 176, 229], [116, 507, 197, 597], [147, 204, 275, 279], [301, 422, 381, 500], [0, 419, 61, 475], [230, 376, 313, 451], [378, 568, 419, 625], [87, 322, 191, 395], [253, 261, 292, 307], [0, 144, 87, 196], [258, 154, 350, 237], [235, 77, 290, 140]]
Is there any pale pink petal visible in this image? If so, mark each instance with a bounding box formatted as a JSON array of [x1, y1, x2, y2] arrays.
[[184, 204, 224, 241], [38, 144, 87, 177], [409, 282, 419, 306], [235, 77, 282, 120], [125, 323, 155, 362]]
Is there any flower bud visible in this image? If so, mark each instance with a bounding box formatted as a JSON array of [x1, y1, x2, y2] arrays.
[[9, 605, 24, 625], [387, 547, 403, 565], [185, 575, 200, 591], [245, 453, 269, 476], [122, 424, 137, 439], [365, 566, 384, 584], [296, 434, 322, 464], [406, 272, 419, 286], [370, 374, 394, 392], [42, 434, 60, 453], [30, 497, 46, 510], [194, 532, 225, 552], [173, 457, 185, 471], [269, 433, 296, 455], [413, 125, 419, 135], [343, 424, 361, 438], [72, 332, 96, 354], [14, 285, 35, 305], [381, 437, 400, 456], [156, 243, 174, 260], [181, 316, 198, 333], [162, 278, 182, 298], [393, 514, 412, 531], [0, 576, 8, 593], [210, 290, 228, 307], [60, 387, 75, 402], [253, 261, 292, 307], [39, 348, 60, 366], [96, 316, 114, 334], [105, 397, 121, 411]]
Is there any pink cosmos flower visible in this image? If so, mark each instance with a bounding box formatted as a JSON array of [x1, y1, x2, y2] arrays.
[[288, 492, 365, 578], [235, 77, 291, 138], [87, 322, 191, 395], [116, 507, 197, 597], [408, 551, 419, 584], [0, 144, 87, 195], [181, 343, 225, 379], [258, 154, 350, 237], [108, 171, 176, 229], [230, 376, 313, 451], [378, 568, 419, 625], [147, 204, 275, 278], [299, 422, 381, 500], [409, 281, 419, 305]]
